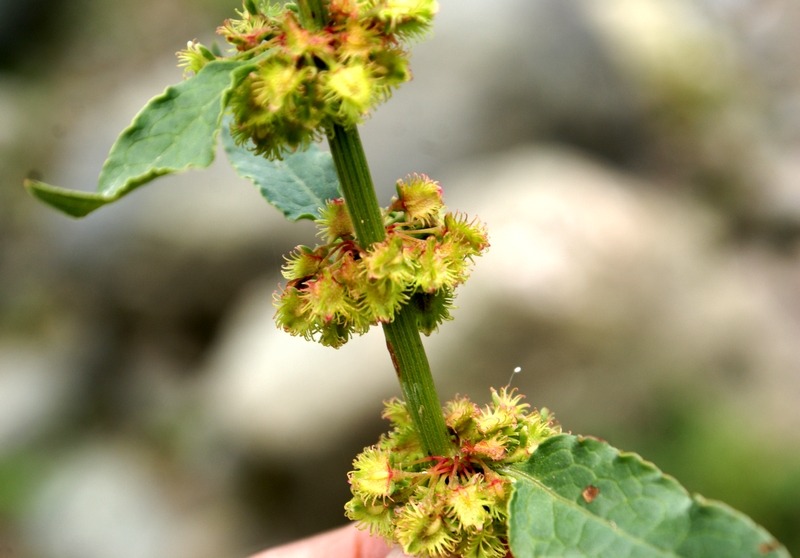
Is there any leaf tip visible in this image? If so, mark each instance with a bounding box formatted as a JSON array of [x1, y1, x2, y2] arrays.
[[24, 179, 108, 218]]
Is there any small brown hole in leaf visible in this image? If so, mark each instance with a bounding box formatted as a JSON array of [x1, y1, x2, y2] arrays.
[[582, 485, 600, 503]]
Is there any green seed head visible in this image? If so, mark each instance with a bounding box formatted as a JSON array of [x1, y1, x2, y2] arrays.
[[345, 389, 561, 557], [273, 181, 488, 347], [181, 0, 436, 159]]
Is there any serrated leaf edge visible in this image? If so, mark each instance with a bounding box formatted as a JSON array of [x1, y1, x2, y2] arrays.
[[506, 434, 789, 558]]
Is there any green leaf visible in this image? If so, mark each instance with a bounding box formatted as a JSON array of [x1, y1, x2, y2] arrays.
[[24, 59, 252, 218], [221, 121, 341, 221], [508, 434, 788, 558]]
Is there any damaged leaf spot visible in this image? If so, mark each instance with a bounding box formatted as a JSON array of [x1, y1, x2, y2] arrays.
[[582, 485, 600, 503], [759, 540, 782, 554]]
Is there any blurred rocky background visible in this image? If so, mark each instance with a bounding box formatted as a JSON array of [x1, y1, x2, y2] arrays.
[[2, 0, 800, 556]]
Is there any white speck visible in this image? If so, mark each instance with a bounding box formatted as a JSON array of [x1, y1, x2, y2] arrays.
[[507, 366, 523, 387]]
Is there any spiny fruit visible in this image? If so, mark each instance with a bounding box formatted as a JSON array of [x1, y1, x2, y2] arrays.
[[274, 175, 488, 347], [346, 388, 561, 557]]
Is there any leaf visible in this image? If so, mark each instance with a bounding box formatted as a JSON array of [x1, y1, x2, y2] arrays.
[[24, 59, 253, 218], [508, 434, 788, 558], [221, 121, 341, 221]]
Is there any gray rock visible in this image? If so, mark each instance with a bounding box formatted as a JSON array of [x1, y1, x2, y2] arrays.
[[0, 343, 80, 455], [23, 441, 238, 558], [24, 443, 175, 558]]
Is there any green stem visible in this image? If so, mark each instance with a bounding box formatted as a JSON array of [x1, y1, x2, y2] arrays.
[[382, 306, 454, 456], [296, 0, 453, 457], [326, 124, 453, 457], [327, 126, 385, 246]]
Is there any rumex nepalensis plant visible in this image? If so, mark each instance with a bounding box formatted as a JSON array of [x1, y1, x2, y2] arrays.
[[25, 1, 789, 557]]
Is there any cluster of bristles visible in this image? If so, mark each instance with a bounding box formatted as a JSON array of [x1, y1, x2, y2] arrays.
[[274, 175, 488, 347], [345, 388, 561, 558], [178, 0, 438, 158]]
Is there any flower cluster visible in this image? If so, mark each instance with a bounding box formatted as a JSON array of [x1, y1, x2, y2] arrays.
[[178, 0, 438, 158], [274, 175, 488, 347], [345, 388, 561, 558]]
